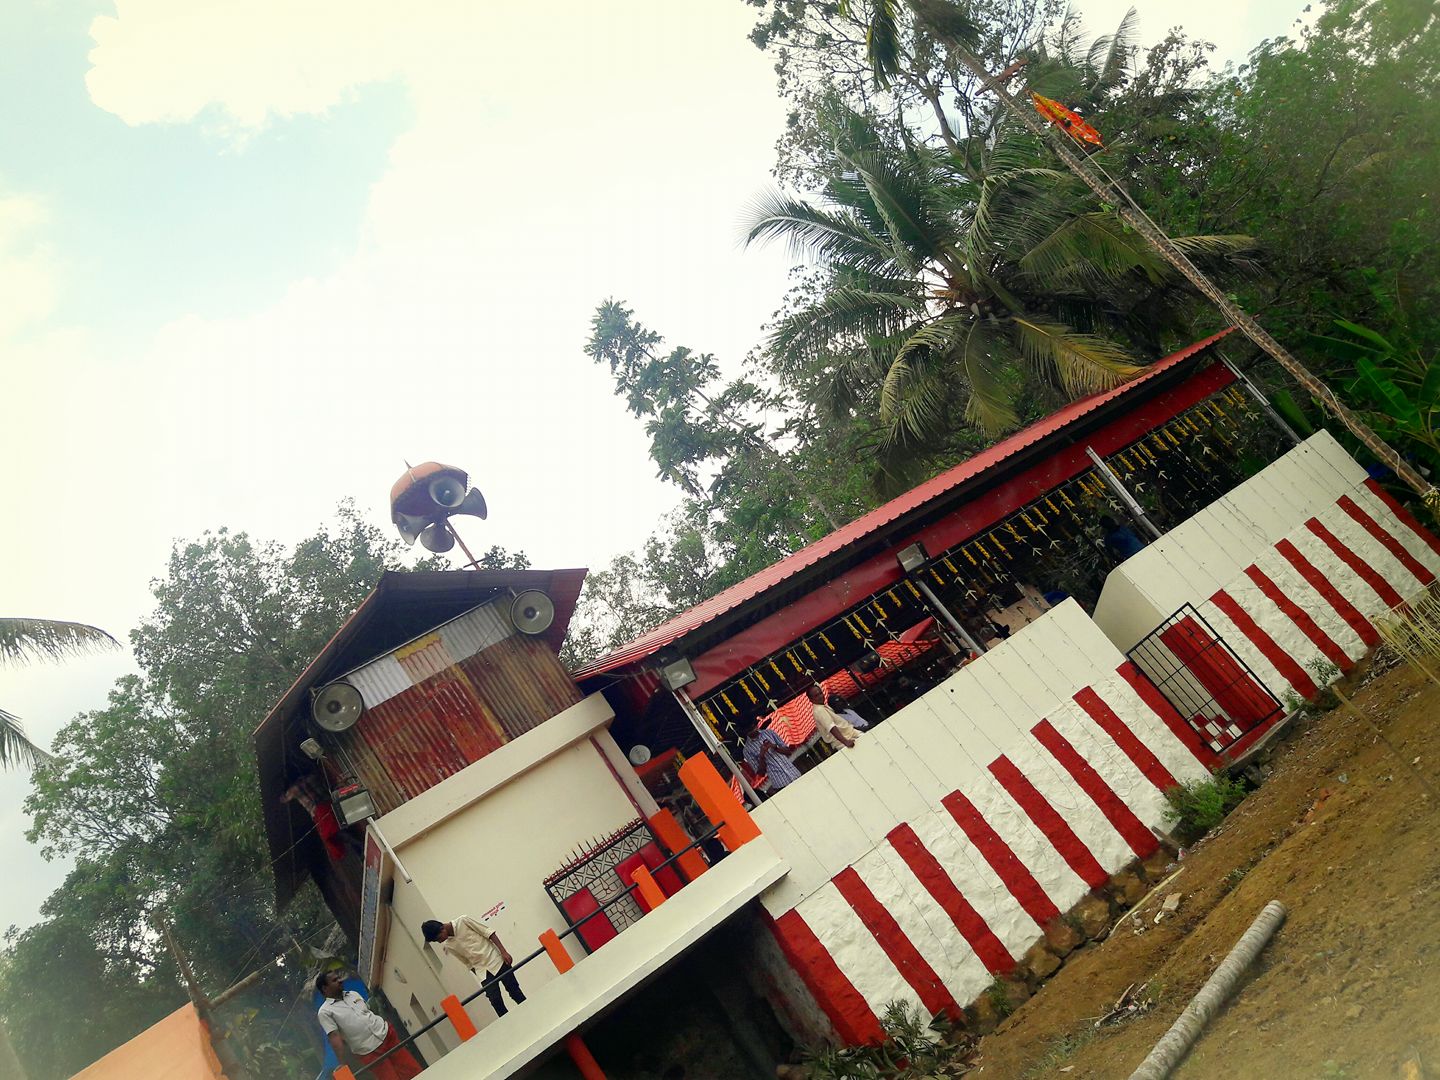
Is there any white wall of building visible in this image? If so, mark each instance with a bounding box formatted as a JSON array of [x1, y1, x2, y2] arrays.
[[372, 694, 653, 1036], [1093, 431, 1367, 650]]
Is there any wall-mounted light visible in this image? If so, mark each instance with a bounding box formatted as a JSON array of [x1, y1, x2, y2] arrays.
[[659, 657, 697, 691], [334, 783, 378, 827], [897, 542, 928, 573]]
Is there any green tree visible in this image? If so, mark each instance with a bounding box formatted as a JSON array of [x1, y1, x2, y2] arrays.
[[7, 504, 527, 1079], [0, 618, 118, 770], [746, 101, 1252, 463]]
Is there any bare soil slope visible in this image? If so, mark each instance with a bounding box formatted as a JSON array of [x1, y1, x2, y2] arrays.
[[972, 658, 1440, 1080]]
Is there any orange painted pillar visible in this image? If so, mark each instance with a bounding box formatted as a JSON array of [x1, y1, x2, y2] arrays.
[[630, 864, 666, 910], [441, 994, 478, 1040], [540, 929, 575, 973], [678, 753, 761, 852], [565, 1033, 607, 1080], [333, 1069, 356, 1080], [647, 808, 709, 881]]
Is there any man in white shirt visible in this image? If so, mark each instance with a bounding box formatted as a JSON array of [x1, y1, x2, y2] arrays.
[[807, 685, 861, 749], [423, 916, 526, 1017], [315, 971, 421, 1080]]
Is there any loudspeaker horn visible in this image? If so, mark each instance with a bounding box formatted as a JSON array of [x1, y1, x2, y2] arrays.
[[455, 488, 488, 520], [419, 522, 456, 553], [429, 474, 467, 508], [312, 682, 364, 733], [510, 589, 555, 635], [394, 512, 429, 546]]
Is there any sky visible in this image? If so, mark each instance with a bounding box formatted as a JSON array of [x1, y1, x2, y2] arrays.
[[0, 0, 1306, 934]]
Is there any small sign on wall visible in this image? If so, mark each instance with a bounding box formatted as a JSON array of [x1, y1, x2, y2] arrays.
[[479, 900, 506, 924]]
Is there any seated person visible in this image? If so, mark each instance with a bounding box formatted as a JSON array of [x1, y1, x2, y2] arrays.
[[828, 694, 871, 731], [1100, 514, 1147, 560]]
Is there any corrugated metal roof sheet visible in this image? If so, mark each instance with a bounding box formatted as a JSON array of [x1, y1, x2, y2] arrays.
[[573, 329, 1235, 681]]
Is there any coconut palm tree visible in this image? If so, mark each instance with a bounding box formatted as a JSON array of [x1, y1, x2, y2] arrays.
[[746, 103, 1254, 466], [844, 0, 1437, 504], [0, 618, 119, 770]]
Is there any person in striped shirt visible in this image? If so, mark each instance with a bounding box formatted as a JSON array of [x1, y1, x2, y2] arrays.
[[742, 716, 801, 794]]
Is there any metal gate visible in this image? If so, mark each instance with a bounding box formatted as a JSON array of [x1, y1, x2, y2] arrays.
[[1126, 604, 1283, 755]]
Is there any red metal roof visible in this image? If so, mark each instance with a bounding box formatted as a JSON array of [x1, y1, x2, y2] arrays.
[[572, 329, 1235, 682]]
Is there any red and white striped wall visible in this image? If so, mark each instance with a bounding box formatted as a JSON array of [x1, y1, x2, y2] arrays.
[[1196, 478, 1440, 705], [1095, 431, 1440, 708], [749, 604, 1212, 1044]]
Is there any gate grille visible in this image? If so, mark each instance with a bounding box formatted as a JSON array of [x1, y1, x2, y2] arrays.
[[1127, 604, 1283, 755]]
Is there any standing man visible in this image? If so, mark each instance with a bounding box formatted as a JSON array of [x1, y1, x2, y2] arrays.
[[808, 685, 861, 749], [742, 716, 801, 794], [422, 916, 526, 1018], [315, 971, 422, 1080]]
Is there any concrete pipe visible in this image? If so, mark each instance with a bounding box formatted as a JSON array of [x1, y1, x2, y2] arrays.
[[1127, 900, 1289, 1080]]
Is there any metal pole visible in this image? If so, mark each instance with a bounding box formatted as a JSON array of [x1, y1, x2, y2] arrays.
[[912, 577, 985, 656], [367, 820, 413, 884], [1087, 446, 1164, 541], [671, 687, 762, 807], [1215, 353, 1302, 445]]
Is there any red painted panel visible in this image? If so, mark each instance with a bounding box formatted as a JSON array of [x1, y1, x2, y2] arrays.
[[1244, 565, 1353, 671], [1073, 686, 1179, 791], [1338, 494, 1434, 586], [1209, 590, 1318, 699], [941, 789, 1061, 927], [1032, 719, 1159, 858], [1116, 662, 1219, 769], [1274, 538, 1379, 648], [989, 756, 1108, 890], [886, 823, 1014, 974], [1363, 478, 1440, 558], [1158, 616, 1285, 724], [766, 911, 885, 1045], [833, 867, 959, 1019], [561, 889, 617, 953], [1306, 518, 1404, 608]]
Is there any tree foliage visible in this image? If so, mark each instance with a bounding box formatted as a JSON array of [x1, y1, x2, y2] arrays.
[[0, 617, 118, 770], [2, 503, 525, 1079]]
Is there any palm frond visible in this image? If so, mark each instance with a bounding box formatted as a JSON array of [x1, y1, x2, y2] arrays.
[[744, 190, 896, 276], [770, 286, 923, 365], [909, 0, 983, 50], [1087, 8, 1137, 92], [1169, 234, 1260, 258], [1009, 318, 1143, 398], [0, 618, 119, 667], [1018, 212, 1170, 289], [0, 708, 51, 770], [955, 321, 1021, 435]]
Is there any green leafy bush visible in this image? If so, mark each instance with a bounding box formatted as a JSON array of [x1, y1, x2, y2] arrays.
[[1163, 774, 1249, 843]]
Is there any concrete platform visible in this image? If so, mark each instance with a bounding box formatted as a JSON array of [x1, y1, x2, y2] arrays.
[[414, 835, 790, 1078]]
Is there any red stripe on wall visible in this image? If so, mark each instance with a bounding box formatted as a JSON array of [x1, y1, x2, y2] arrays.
[[1306, 518, 1404, 608], [767, 910, 885, 1045], [1074, 686, 1179, 791], [1031, 720, 1160, 859], [1116, 663, 1219, 769], [1338, 494, 1435, 586], [988, 756, 1109, 890], [833, 867, 960, 1019], [1209, 589, 1319, 698], [887, 823, 1015, 975], [940, 790, 1061, 928], [1243, 565, 1354, 671], [1274, 538, 1380, 648], [1363, 478, 1440, 559]]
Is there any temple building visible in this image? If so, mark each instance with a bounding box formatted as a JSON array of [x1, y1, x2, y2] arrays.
[[254, 331, 1440, 1077]]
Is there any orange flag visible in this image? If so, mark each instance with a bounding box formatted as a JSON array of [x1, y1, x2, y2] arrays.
[[1030, 92, 1103, 147]]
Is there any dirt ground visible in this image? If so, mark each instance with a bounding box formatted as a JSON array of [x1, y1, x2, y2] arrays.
[[970, 655, 1440, 1080]]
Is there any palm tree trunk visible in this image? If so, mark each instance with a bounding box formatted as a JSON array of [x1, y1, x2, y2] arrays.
[[939, 31, 1436, 507]]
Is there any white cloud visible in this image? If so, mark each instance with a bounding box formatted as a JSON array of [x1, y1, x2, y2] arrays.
[[0, 194, 58, 340]]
